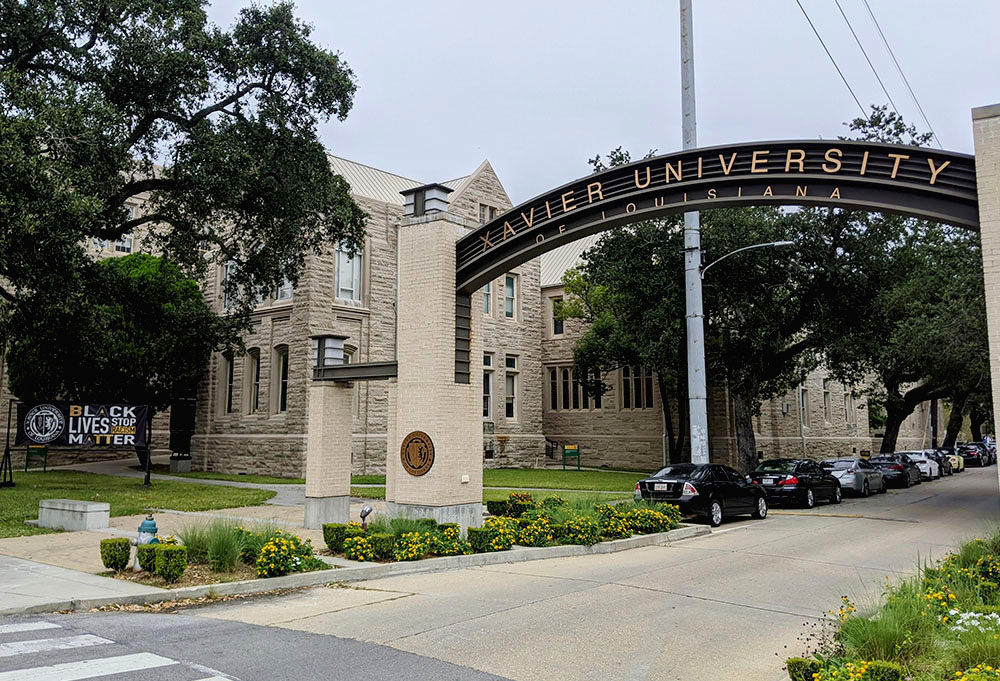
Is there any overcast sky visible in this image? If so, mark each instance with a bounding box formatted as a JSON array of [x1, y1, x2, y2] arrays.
[[206, 0, 1000, 205]]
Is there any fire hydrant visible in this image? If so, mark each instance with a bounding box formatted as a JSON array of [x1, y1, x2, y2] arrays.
[[131, 513, 160, 571]]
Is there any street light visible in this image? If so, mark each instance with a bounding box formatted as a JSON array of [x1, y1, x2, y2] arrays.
[[700, 241, 796, 279]]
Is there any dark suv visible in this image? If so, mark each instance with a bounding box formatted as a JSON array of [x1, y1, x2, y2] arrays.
[[748, 458, 842, 509]]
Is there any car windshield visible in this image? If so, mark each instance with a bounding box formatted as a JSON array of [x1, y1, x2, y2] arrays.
[[870, 456, 895, 463], [754, 460, 797, 473], [822, 460, 855, 469], [650, 464, 701, 478]]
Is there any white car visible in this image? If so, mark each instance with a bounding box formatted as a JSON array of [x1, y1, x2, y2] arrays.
[[901, 451, 939, 480]]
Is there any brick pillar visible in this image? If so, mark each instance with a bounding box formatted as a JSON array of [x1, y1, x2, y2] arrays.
[[385, 212, 483, 528], [973, 104, 1000, 461], [303, 380, 353, 528]]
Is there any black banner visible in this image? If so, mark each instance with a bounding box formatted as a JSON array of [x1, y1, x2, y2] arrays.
[[15, 402, 150, 448]]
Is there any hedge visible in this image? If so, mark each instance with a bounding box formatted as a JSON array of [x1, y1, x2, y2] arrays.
[[415, 518, 438, 531], [369, 533, 396, 561], [155, 545, 187, 583], [100, 538, 131, 572], [864, 661, 904, 681], [467, 527, 492, 553], [485, 500, 509, 517], [785, 658, 821, 681], [136, 544, 157, 572], [438, 522, 460, 535], [322, 522, 363, 553], [507, 502, 533, 518]]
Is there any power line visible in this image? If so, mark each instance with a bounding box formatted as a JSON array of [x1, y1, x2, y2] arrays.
[[794, 0, 868, 119], [860, 0, 943, 148], [834, 0, 900, 117]]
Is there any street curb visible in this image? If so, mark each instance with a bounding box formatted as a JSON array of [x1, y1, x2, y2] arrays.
[[0, 524, 710, 616]]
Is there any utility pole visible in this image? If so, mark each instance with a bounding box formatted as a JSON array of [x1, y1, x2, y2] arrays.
[[680, 0, 709, 464]]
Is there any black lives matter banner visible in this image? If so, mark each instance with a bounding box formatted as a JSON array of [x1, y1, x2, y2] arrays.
[[15, 402, 150, 448]]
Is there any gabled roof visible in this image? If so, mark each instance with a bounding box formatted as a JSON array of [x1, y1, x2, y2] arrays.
[[327, 155, 422, 205], [445, 160, 509, 209], [539, 234, 602, 287]]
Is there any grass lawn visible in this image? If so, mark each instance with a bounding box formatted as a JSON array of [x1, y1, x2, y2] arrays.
[[149, 465, 386, 486], [349, 486, 630, 506], [482, 468, 643, 491], [0, 471, 275, 539]]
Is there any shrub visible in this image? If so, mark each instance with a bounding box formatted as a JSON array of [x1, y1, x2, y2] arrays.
[[393, 532, 434, 561], [627, 508, 678, 534], [808, 660, 904, 681], [508, 491, 533, 504], [467, 527, 492, 553], [507, 502, 533, 518], [438, 522, 460, 534], [367, 516, 429, 537], [205, 520, 243, 572], [431, 526, 473, 556], [155, 545, 187, 583], [369, 533, 396, 561], [517, 515, 554, 547], [415, 518, 438, 531], [483, 516, 517, 551], [485, 500, 509, 517], [176, 522, 210, 564], [322, 522, 364, 553], [343, 535, 376, 562], [838, 580, 937, 664], [785, 657, 821, 681], [560, 514, 600, 546], [100, 538, 131, 572], [136, 544, 157, 572], [255, 531, 314, 577], [595, 504, 632, 540], [235, 523, 282, 564], [539, 495, 569, 509], [949, 624, 1000, 671], [955, 665, 1000, 680]]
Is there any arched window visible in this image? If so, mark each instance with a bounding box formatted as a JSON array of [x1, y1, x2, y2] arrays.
[[561, 369, 570, 410]]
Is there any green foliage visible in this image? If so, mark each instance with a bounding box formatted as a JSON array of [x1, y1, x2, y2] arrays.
[[837, 580, 938, 664], [431, 526, 473, 556], [626, 507, 679, 534], [136, 544, 157, 572], [343, 535, 375, 562], [485, 500, 509, 517], [99, 538, 131, 572], [255, 530, 314, 577], [516, 514, 554, 547], [201, 519, 243, 572], [508, 492, 533, 504], [367, 516, 433, 537], [539, 495, 570, 509], [0, 1, 367, 403], [954, 665, 1000, 680], [595, 504, 633, 540], [785, 657, 821, 681], [482, 516, 518, 552], [322, 523, 352, 553], [949, 625, 1000, 671], [154, 545, 187, 583], [437, 523, 460, 534], [368, 533, 396, 561], [234, 523, 283, 565], [466, 527, 493, 554], [560, 514, 600, 546], [392, 532, 433, 562], [415, 518, 438, 531], [507, 502, 533, 519]]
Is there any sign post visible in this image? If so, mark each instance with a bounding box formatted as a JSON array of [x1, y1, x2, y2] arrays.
[[0, 401, 13, 488]]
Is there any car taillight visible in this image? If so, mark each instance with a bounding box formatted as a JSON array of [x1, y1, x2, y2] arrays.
[[915, 460, 926, 464], [682, 482, 699, 496], [778, 475, 798, 486], [890, 464, 904, 470], [847, 469, 856, 474], [635, 482, 640, 493]]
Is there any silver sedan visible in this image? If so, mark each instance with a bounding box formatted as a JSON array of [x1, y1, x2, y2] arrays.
[[820, 458, 886, 497]]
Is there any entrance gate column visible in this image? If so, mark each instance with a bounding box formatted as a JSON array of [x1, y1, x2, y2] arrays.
[[303, 380, 353, 528], [973, 103, 1000, 453], [386, 191, 483, 528]]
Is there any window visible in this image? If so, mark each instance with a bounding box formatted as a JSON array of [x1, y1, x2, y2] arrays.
[[551, 297, 564, 335], [114, 234, 133, 253], [505, 355, 518, 420], [822, 379, 832, 422], [222, 261, 237, 310], [482, 283, 492, 315], [274, 347, 289, 413], [572, 370, 580, 409], [621, 366, 654, 410], [224, 353, 235, 414], [246, 350, 261, 414], [799, 387, 810, 427], [549, 368, 557, 410], [483, 353, 493, 419], [844, 386, 857, 424], [504, 274, 517, 319], [561, 369, 570, 410], [591, 369, 602, 409], [336, 242, 362, 301], [275, 279, 293, 301], [479, 204, 498, 224], [92, 237, 110, 251]]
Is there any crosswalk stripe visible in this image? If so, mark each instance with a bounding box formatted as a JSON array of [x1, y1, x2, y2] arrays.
[[0, 634, 112, 658], [0, 652, 178, 681], [0, 623, 61, 635]]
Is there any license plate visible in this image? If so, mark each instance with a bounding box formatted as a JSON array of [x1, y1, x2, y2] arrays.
[[763, 478, 775, 486], [654, 483, 668, 491]]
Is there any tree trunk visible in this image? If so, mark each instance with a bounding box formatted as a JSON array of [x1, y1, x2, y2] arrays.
[[657, 374, 676, 466], [942, 393, 968, 448], [675, 387, 688, 462], [732, 391, 758, 473], [970, 406, 987, 442], [880, 405, 906, 453]]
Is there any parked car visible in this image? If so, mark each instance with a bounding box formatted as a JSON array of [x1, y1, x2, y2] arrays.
[[923, 449, 953, 476], [958, 443, 989, 467], [933, 447, 965, 473], [748, 458, 842, 509], [634, 463, 768, 527], [971, 442, 997, 466], [899, 451, 939, 480], [869, 454, 922, 487], [821, 457, 886, 497]]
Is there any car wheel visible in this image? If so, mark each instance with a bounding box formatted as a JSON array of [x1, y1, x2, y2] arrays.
[[708, 499, 724, 527], [903, 474, 912, 488], [878, 480, 888, 493], [861, 480, 870, 498], [802, 488, 815, 509], [751, 495, 768, 519], [831, 485, 842, 504]]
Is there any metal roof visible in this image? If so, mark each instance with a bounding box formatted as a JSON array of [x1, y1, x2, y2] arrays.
[[327, 155, 423, 205], [539, 234, 602, 287]]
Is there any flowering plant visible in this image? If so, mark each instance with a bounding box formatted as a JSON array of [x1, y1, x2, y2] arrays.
[[431, 526, 473, 556], [482, 516, 517, 551], [255, 531, 315, 578], [343, 535, 376, 562], [517, 514, 553, 547], [393, 532, 434, 561]]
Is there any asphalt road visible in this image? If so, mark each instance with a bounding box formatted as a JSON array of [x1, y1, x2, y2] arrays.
[[1, 467, 996, 681]]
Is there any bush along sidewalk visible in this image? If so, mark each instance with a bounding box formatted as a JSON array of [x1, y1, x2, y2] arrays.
[[323, 493, 683, 563], [787, 529, 1000, 680]]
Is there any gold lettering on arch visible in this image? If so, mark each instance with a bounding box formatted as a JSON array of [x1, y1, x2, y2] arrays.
[[665, 160, 682, 183], [536, 234, 545, 243], [762, 186, 773, 197], [830, 187, 841, 199], [751, 150, 769, 173], [480, 234, 493, 252], [634, 167, 651, 189], [796, 185, 807, 197], [823, 148, 843, 173], [927, 158, 951, 185], [719, 153, 737, 175], [587, 182, 603, 203], [561, 191, 576, 213], [521, 207, 535, 228], [626, 203, 637, 213], [654, 196, 665, 207], [707, 188, 717, 199], [503, 222, 516, 240]]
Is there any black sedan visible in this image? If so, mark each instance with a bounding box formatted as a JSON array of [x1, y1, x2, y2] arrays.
[[869, 454, 922, 487], [958, 443, 990, 467], [634, 463, 768, 527], [748, 459, 842, 508]]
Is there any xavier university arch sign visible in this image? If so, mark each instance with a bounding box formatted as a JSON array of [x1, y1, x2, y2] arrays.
[[455, 140, 978, 294]]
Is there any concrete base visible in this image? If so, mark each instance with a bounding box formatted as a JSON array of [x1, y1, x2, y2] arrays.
[[38, 499, 110, 531], [385, 501, 483, 529], [304, 495, 350, 529], [169, 457, 192, 474]]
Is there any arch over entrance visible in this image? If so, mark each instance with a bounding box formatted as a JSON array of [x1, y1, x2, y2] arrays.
[[455, 140, 977, 294]]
